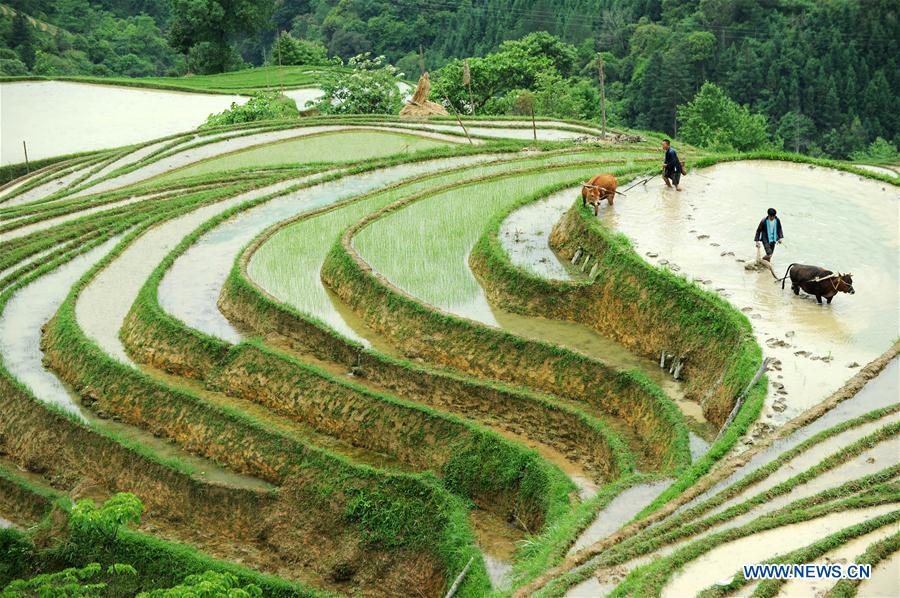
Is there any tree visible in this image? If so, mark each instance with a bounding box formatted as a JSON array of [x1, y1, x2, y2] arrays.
[[168, 0, 274, 73], [8, 12, 35, 69], [849, 137, 899, 163], [70, 492, 144, 543], [776, 111, 816, 154], [310, 53, 403, 114], [677, 82, 770, 151]]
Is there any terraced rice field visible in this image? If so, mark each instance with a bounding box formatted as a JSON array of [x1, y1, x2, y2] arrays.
[[0, 113, 897, 597]]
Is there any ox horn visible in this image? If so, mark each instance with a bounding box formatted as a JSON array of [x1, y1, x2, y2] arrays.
[[582, 182, 597, 188]]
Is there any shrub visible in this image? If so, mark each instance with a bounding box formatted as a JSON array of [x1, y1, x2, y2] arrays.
[[270, 32, 331, 66], [202, 92, 299, 128], [309, 53, 403, 114]]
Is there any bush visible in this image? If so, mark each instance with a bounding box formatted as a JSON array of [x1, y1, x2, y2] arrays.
[[269, 32, 331, 66], [202, 92, 299, 128], [310, 53, 403, 114]]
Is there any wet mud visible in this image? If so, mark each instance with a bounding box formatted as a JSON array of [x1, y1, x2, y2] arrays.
[[599, 161, 899, 423]]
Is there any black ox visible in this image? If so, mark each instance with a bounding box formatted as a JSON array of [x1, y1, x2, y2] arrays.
[[781, 263, 854, 304]]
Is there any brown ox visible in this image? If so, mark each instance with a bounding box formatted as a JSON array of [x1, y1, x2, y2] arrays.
[[581, 174, 618, 215], [781, 263, 855, 304]]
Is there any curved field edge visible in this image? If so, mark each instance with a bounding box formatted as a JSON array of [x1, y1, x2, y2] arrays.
[[468, 163, 765, 498], [0, 218, 306, 590], [320, 166, 688, 473], [518, 344, 900, 597], [224, 150, 647, 465], [0, 466, 320, 596], [115, 163, 576, 533], [37, 191, 493, 595]]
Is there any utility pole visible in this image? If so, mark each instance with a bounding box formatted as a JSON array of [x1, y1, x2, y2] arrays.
[[597, 53, 607, 137], [22, 141, 29, 173], [794, 109, 801, 153], [418, 44, 425, 76]]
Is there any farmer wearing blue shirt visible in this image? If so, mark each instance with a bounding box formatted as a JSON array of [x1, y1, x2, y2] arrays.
[[662, 139, 683, 191], [754, 208, 784, 262]]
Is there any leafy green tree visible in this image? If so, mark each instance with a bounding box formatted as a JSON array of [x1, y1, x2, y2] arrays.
[[168, 0, 273, 73], [776, 111, 816, 154], [678, 82, 770, 151], [7, 12, 35, 69], [311, 53, 402, 114]]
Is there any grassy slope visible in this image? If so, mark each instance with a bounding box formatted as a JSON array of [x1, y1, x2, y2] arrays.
[[0, 66, 338, 95]]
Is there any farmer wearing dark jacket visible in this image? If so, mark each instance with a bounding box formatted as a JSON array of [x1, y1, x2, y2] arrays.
[[755, 208, 784, 262], [661, 139, 683, 191]]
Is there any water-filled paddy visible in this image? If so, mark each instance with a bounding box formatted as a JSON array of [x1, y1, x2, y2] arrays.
[[159, 155, 506, 341], [154, 129, 455, 182], [599, 161, 899, 422], [250, 151, 630, 343], [661, 504, 900, 598], [0, 81, 244, 165]]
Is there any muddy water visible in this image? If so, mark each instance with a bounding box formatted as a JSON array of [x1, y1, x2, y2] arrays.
[[678, 434, 900, 552], [600, 161, 899, 423], [855, 164, 898, 178], [661, 504, 900, 598], [159, 155, 500, 342], [469, 509, 521, 590], [0, 236, 122, 416], [76, 178, 307, 362], [499, 188, 578, 280], [682, 358, 900, 514], [397, 123, 593, 141], [777, 522, 899, 597], [354, 168, 708, 431], [1, 163, 99, 208], [0, 81, 245, 165], [282, 88, 325, 109], [568, 479, 673, 555], [707, 410, 900, 518], [0, 193, 152, 243], [856, 548, 900, 597], [0, 234, 268, 489], [73, 139, 175, 192]]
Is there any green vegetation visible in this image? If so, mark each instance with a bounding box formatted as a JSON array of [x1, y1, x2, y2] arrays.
[[158, 130, 451, 182], [677, 82, 771, 152], [202, 91, 299, 128], [270, 32, 332, 67], [168, 0, 273, 74], [310, 53, 404, 115], [2, 117, 898, 598]]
